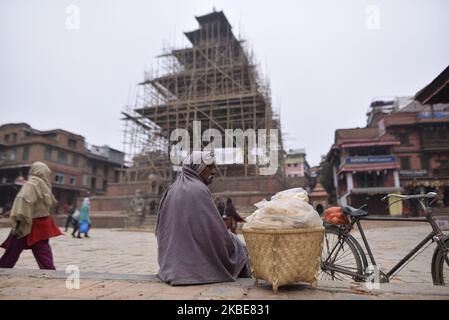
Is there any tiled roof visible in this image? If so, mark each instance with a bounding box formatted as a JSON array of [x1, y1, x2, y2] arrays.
[[335, 127, 380, 144]]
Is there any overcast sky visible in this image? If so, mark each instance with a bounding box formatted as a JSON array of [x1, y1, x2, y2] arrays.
[[1, 0, 448, 166]]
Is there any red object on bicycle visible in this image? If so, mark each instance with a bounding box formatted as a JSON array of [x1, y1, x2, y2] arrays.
[[324, 207, 350, 225]]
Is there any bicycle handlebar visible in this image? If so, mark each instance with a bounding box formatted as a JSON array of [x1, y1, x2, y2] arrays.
[[381, 192, 437, 202]]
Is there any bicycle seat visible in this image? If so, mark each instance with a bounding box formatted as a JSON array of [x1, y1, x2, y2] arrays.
[[342, 205, 368, 217]]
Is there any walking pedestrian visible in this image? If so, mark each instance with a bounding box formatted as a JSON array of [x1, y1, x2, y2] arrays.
[[225, 198, 246, 234], [71, 207, 81, 238], [64, 204, 75, 232], [77, 198, 91, 238], [0, 162, 62, 269]]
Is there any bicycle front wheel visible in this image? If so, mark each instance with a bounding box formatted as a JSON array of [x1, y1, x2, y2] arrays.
[[431, 236, 449, 286], [319, 225, 364, 282]]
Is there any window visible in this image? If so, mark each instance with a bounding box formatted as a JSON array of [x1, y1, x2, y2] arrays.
[[57, 150, 67, 164], [294, 163, 298, 167], [400, 157, 411, 170], [68, 138, 77, 149], [103, 179, 107, 190], [54, 173, 65, 184], [44, 146, 52, 161], [22, 146, 29, 161], [423, 130, 434, 141], [103, 166, 108, 177], [287, 164, 291, 167], [354, 171, 386, 188], [69, 176, 76, 186], [5, 133, 17, 143], [397, 132, 409, 145], [9, 149, 16, 161], [91, 177, 96, 190], [72, 154, 78, 167], [437, 130, 448, 141], [92, 165, 97, 175], [421, 155, 430, 170], [82, 175, 88, 187]]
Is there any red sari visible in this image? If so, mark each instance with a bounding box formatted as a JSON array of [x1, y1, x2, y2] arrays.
[[27, 216, 63, 246]]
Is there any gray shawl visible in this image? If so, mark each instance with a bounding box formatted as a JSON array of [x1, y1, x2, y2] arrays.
[[156, 165, 249, 285]]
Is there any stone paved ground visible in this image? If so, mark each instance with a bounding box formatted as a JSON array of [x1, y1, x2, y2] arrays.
[[350, 224, 440, 285], [0, 227, 159, 275], [0, 224, 445, 284], [1, 269, 449, 300], [1, 224, 448, 299]]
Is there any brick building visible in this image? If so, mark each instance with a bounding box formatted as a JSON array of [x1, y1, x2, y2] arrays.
[[0, 123, 124, 214], [327, 126, 401, 215], [284, 148, 311, 192], [327, 65, 449, 215]]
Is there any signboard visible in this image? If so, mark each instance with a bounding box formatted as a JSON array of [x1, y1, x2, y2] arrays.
[[346, 156, 396, 164], [399, 170, 428, 177], [418, 111, 449, 119]]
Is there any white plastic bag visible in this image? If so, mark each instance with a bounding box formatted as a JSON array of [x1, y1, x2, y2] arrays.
[[270, 187, 309, 203], [72, 209, 80, 221], [244, 188, 322, 230]]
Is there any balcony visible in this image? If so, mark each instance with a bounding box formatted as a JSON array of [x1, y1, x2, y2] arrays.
[[422, 141, 449, 151]]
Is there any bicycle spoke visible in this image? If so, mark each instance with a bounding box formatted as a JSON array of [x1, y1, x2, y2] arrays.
[[333, 249, 354, 262], [321, 227, 363, 282]]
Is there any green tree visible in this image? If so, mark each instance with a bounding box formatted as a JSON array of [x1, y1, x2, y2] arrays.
[[318, 159, 336, 204]]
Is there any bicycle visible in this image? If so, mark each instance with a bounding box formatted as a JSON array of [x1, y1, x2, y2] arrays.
[[319, 192, 449, 285]]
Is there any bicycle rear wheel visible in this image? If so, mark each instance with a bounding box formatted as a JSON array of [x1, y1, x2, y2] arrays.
[[319, 225, 364, 282], [431, 236, 449, 286]]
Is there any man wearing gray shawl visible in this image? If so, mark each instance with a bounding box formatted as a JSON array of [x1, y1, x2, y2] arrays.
[[156, 150, 250, 285]]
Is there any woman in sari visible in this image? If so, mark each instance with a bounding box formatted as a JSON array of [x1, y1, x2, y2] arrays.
[[0, 162, 62, 269]]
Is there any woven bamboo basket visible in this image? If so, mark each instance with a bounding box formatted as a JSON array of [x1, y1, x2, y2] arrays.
[[242, 227, 324, 293]]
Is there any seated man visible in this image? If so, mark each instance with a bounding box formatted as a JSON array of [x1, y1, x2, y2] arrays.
[[156, 151, 250, 285]]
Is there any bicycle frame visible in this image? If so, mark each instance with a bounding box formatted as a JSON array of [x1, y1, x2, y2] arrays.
[[323, 197, 449, 282]]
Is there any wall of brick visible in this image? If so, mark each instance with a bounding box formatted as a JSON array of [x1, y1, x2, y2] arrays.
[[209, 175, 284, 194], [212, 191, 274, 213], [209, 175, 285, 212], [53, 214, 127, 228], [89, 196, 134, 212], [107, 182, 152, 196], [89, 195, 159, 212]]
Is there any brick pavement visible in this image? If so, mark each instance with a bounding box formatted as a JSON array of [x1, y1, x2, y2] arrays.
[[1, 268, 448, 300], [1, 225, 448, 299], [0, 225, 444, 285]]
